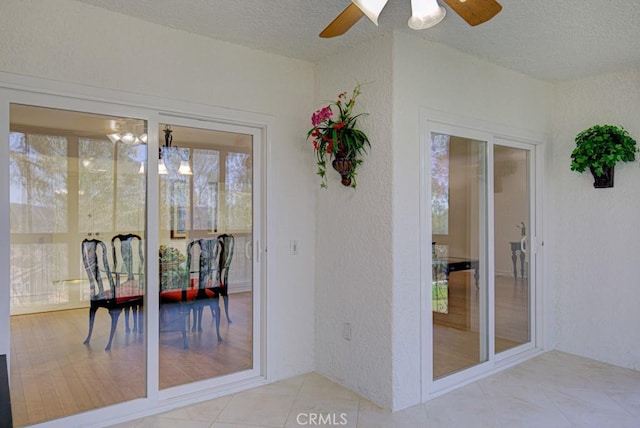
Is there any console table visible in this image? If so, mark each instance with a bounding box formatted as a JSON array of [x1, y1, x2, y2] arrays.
[[509, 241, 526, 279], [433, 257, 480, 288]]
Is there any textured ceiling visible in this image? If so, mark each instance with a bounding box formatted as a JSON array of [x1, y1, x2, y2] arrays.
[[75, 0, 640, 81]]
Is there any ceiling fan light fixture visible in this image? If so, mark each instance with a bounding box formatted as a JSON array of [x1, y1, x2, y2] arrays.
[[352, 0, 389, 25], [408, 0, 446, 30]]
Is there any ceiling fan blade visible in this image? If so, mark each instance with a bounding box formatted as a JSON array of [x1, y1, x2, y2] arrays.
[[441, 0, 502, 26], [320, 3, 365, 38]]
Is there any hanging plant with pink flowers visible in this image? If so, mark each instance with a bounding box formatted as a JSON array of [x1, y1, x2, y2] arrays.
[[307, 83, 370, 188]]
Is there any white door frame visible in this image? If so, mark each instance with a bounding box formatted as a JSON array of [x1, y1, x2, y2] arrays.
[[419, 107, 546, 400]]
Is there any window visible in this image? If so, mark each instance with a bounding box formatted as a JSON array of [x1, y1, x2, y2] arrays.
[[431, 133, 450, 235], [224, 151, 252, 232], [9, 113, 147, 313], [192, 149, 220, 232]]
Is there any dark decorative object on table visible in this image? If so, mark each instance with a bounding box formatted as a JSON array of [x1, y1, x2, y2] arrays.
[[307, 83, 370, 188], [570, 124, 638, 188]]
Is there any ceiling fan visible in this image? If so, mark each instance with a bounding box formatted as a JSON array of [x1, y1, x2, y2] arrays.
[[320, 0, 502, 38]]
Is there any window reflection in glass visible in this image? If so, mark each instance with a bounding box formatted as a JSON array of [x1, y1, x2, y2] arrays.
[[225, 152, 252, 232], [10, 132, 70, 312], [79, 137, 115, 234], [431, 133, 450, 235], [116, 143, 147, 231], [10, 132, 68, 234], [193, 149, 220, 232]]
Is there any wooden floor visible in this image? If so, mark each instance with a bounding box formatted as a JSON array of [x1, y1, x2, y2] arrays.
[[9, 292, 252, 427], [433, 273, 529, 379]]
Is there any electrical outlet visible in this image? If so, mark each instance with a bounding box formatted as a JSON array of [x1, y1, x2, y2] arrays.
[[342, 322, 351, 341], [290, 240, 298, 255]]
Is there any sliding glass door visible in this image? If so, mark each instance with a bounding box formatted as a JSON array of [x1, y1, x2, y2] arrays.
[[427, 123, 537, 390], [493, 142, 533, 356], [5, 99, 264, 426], [9, 105, 147, 425], [431, 133, 489, 379], [157, 122, 255, 390]]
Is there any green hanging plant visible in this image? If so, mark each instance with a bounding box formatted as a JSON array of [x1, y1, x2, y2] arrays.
[[570, 124, 637, 188]]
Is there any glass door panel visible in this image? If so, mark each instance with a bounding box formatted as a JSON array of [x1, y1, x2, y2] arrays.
[[9, 104, 147, 425], [494, 145, 531, 353], [431, 133, 488, 379], [158, 124, 253, 389]]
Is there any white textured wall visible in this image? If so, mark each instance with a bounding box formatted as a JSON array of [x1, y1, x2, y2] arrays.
[[550, 68, 640, 370], [0, 0, 316, 380], [313, 31, 553, 412], [313, 35, 395, 409], [392, 32, 553, 410]]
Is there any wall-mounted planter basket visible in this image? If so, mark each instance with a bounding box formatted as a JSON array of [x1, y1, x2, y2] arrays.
[[570, 124, 637, 189], [590, 165, 615, 188], [307, 83, 370, 189], [332, 157, 355, 187]]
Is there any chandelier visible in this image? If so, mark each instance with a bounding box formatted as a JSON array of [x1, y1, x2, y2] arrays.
[[106, 120, 148, 145], [157, 125, 192, 176]]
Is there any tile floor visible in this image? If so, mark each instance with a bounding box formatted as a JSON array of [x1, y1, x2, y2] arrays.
[[113, 351, 640, 427]]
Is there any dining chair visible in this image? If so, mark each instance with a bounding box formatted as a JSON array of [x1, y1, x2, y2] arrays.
[[188, 238, 223, 342], [81, 238, 144, 351], [111, 234, 144, 334], [216, 234, 234, 324]]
